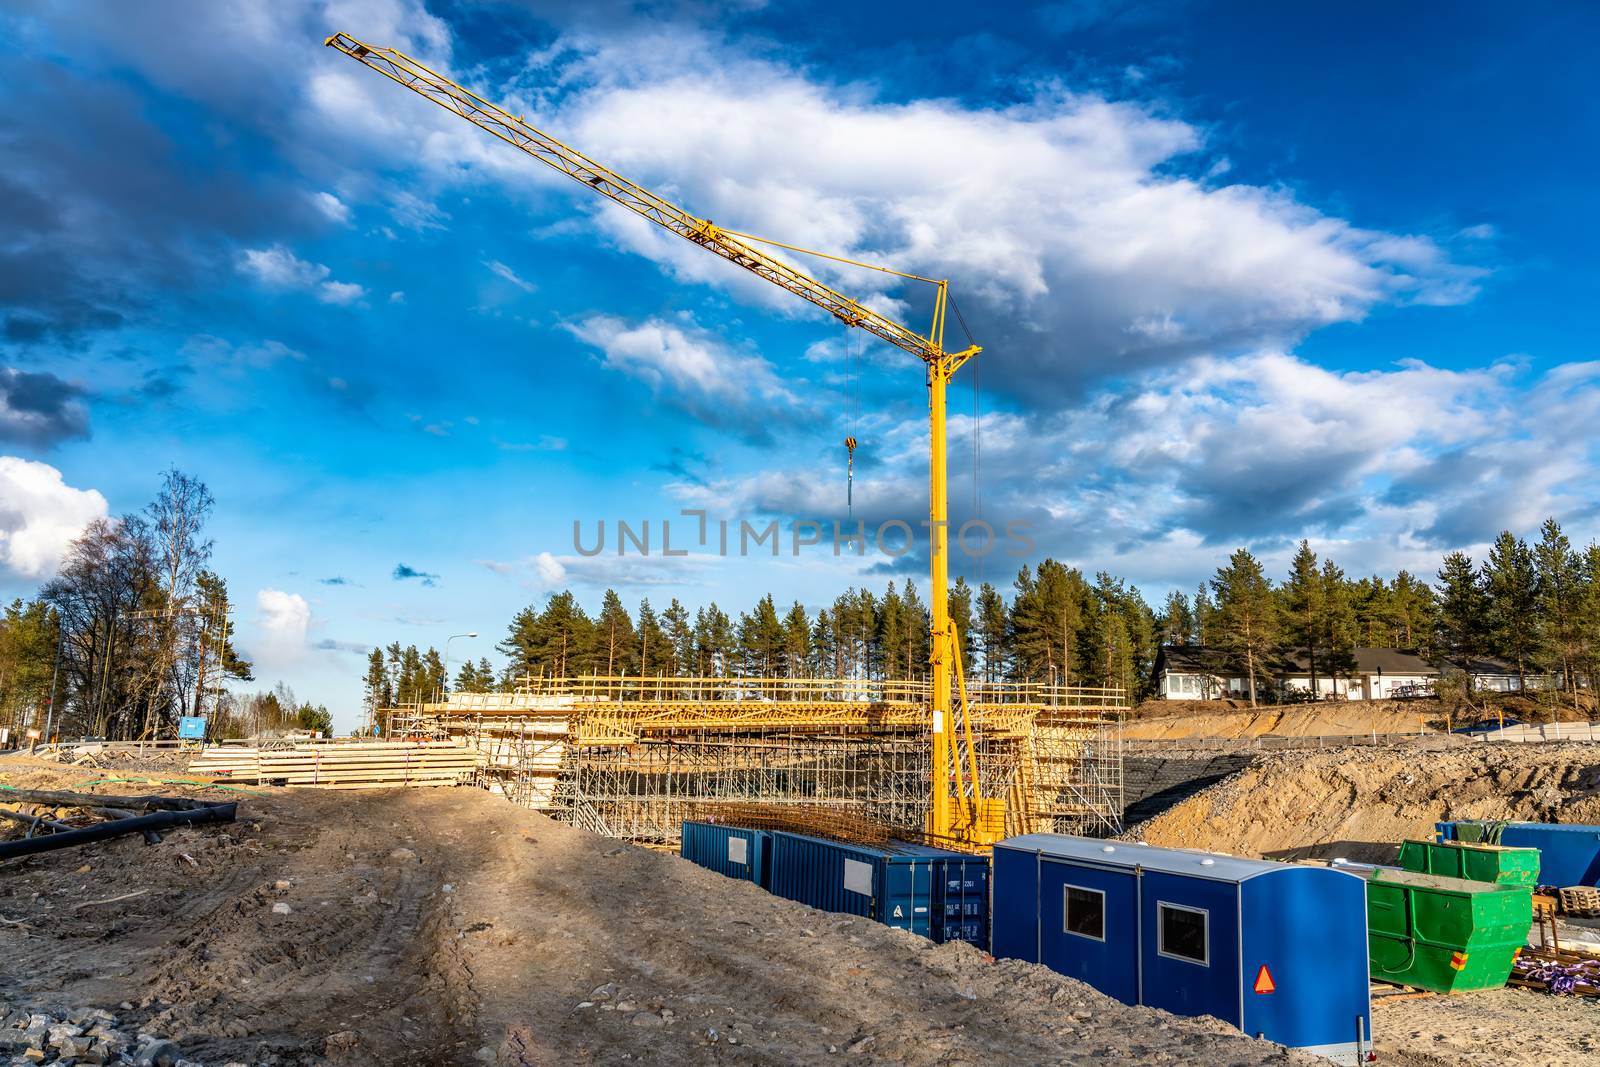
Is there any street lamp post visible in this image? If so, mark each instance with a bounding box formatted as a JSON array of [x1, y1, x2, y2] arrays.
[[441, 632, 479, 704]]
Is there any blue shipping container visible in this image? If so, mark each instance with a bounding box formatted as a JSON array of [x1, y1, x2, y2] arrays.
[[1437, 820, 1600, 886], [767, 830, 989, 945], [993, 835, 1372, 1064], [680, 821, 772, 888]]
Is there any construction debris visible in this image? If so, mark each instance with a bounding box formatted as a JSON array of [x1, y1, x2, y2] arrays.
[[0, 789, 236, 860], [0, 1003, 198, 1065]]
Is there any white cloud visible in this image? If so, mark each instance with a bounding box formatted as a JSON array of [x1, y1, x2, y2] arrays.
[[567, 314, 800, 438], [534, 551, 567, 585], [256, 588, 312, 653], [0, 458, 108, 578], [485, 260, 537, 293], [318, 280, 367, 305], [672, 352, 1600, 586], [237, 244, 367, 305], [311, 190, 352, 224]]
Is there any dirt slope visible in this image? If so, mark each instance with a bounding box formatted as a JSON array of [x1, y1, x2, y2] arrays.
[[0, 759, 1322, 1067], [1125, 741, 1600, 862], [1123, 700, 1442, 740]]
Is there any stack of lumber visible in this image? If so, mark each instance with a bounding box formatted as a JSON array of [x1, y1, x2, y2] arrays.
[[187, 740, 480, 788]]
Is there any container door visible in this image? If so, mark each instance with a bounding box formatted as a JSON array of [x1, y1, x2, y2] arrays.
[[1039, 859, 1138, 1005], [1140, 872, 1240, 1026], [937, 858, 990, 946], [883, 859, 935, 938]]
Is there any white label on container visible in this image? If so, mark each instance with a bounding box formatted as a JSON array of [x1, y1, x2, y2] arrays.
[[843, 858, 873, 896], [727, 837, 748, 865]]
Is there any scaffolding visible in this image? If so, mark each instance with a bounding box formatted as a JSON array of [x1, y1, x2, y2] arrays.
[[385, 675, 1124, 849]]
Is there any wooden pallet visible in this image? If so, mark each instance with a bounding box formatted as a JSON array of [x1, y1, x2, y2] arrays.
[[1559, 886, 1600, 917], [187, 741, 481, 787]]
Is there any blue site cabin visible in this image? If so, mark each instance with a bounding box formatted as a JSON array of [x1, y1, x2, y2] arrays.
[[680, 821, 772, 888], [1437, 820, 1600, 887], [766, 830, 989, 946], [992, 835, 1372, 1064]]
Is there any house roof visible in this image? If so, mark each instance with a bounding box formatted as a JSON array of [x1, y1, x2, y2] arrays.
[[996, 834, 1363, 886], [1276, 647, 1439, 677], [1442, 654, 1525, 676], [1153, 645, 1224, 674], [1156, 644, 1439, 677]]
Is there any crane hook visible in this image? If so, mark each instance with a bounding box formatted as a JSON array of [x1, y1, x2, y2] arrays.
[[844, 436, 857, 515]]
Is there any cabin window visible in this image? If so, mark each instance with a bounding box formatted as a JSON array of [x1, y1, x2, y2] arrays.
[[1157, 902, 1209, 965], [1063, 885, 1106, 940]]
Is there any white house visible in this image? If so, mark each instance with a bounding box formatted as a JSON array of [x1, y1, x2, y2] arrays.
[[1154, 645, 1439, 701]]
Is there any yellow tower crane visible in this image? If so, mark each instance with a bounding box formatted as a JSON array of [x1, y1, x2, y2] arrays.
[[326, 33, 1004, 847]]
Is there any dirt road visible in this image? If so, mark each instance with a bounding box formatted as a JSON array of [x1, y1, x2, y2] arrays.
[[0, 760, 1323, 1066]]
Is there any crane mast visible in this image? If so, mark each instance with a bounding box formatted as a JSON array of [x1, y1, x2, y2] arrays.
[[326, 33, 1000, 846]]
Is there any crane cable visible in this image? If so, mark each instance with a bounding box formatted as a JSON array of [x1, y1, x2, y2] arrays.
[[844, 323, 860, 516]]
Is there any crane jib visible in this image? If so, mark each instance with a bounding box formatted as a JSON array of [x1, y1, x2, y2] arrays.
[[326, 31, 996, 845]]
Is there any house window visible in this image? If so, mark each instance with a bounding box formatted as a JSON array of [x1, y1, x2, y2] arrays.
[[1063, 885, 1106, 941], [1157, 902, 1209, 965]]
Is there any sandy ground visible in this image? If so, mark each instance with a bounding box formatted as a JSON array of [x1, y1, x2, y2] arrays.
[[1123, 699, 1443, 740], [1126, 740, 1600, 862], [1124, 739, 1600, 1066], [1374, 987, 1600, 1067], [0, 757, 1324, 1067]]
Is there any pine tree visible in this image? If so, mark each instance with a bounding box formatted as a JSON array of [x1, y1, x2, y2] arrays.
[[781, 602, 810, 677], [1157, 590, 1193, 647], [636, 598, 668, 677], [976, 583, 1009, 682], [362, 647, 391, 732], [1193, 584, 1215, 645], [1435, 551, 1488, 683], [948, 576, 976, 674], [1534, 518, 1583, 707], [1281, 541, 1325, 694], [1210, 548, 1277, 706], [596, 589, 637, 676], [1318, 558, 1358, 684], [663, 599, 693, 676], [1483, 531, 1538, 690]]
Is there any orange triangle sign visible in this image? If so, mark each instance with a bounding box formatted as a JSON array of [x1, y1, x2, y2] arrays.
[[1253, 965, 1276, 994]]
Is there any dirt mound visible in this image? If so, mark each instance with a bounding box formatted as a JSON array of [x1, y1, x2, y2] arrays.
[[0, 758, 1327, 1067], [1126, 741, 1600, 863], [1123, 699, 1444, 740]]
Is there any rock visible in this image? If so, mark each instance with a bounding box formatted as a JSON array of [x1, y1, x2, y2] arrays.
[[615, 1000, 637, 1013], [629, 1012, 664, 1028], [271, 902, 292, 915], [273, 879, 292, 892], [388, 847, 418, 863], [48, 1023, 85, 1042], [23, 1047, 46, 1063], [134, 1038, 183, 1066], [474, 1047, 496, 1062], [441, 884, 455, 894], [589, 983, 617, 1001]]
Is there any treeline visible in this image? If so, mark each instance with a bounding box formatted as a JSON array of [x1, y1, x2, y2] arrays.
[[1183, 519, 1600, 705], [370, 515, 1600, 711], [0, 470, 329, 742], [1, 470, 256, 742]]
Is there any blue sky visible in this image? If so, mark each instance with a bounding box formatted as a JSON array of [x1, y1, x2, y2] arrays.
[[3, 0, 1597, 727]]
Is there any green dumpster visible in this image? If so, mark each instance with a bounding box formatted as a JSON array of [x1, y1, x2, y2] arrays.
[[1398, 838, 1540, 887], [1364, 869, 1533, 992]]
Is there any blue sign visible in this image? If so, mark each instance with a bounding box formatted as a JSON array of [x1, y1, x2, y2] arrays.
[[178, 716, 207, 740]]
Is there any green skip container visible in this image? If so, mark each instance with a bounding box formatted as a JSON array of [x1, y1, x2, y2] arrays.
[[1364, 869, 1533, 993], [1398, 838, 1540, 887]]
